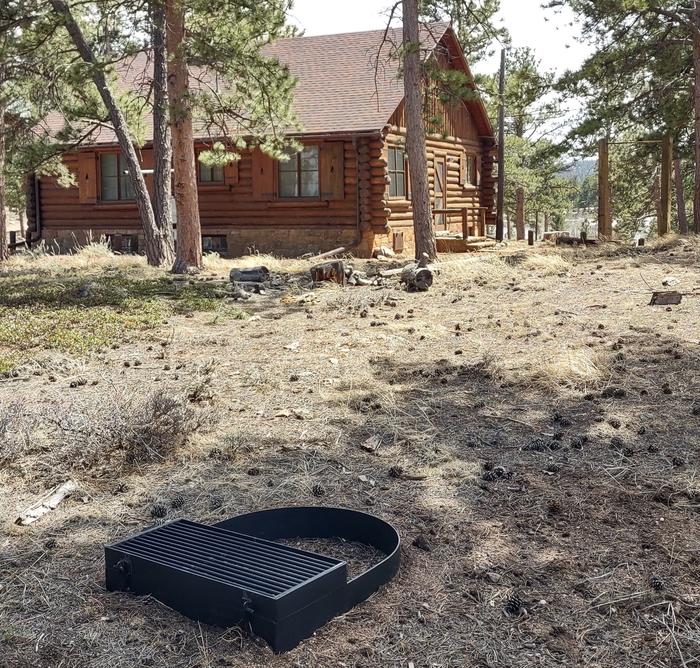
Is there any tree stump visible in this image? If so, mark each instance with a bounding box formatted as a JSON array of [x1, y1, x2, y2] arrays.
[[310, 260, 346, 285]]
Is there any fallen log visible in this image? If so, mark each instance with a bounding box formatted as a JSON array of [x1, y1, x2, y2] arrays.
[[400, 265, 433, 292], [229, 266, 270, 283]]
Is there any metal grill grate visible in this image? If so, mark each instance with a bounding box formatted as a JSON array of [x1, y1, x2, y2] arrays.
[[106, 508, 400, 653], [114, 520, 339, 597]]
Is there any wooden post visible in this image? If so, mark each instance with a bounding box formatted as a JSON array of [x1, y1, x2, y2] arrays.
[[480, 208, 486, 237], [528, 230, 534, 246], [659, 136, 672, 236], [495, 48, 506, 242], [461, 207, 469, 239], [516, 187, 525, 241], [598, 137, 612, 239]]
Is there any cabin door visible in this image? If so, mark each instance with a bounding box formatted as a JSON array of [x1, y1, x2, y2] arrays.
[[434, 157, 446, 230]]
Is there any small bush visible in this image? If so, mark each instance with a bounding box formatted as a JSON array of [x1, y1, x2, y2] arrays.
[[111, 391, 202, 467]]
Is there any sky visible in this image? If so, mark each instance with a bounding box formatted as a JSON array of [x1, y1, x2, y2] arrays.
[[289, 0, 591, 76]]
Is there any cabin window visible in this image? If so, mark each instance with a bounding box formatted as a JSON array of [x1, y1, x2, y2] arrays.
[[464, 154, 478, 187], [278, 146, 319, 197], [202, 235, 228, 253], [100, 153, 134, 201], [199, 161, 225, 184], [388, 147, 407, 198]]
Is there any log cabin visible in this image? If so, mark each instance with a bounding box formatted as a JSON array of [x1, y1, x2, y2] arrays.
[[27, 22, 495, 258]]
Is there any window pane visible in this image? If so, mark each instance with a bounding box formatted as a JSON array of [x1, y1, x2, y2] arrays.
[[199, 162, 211, 182], [101, 177, 118, 201], [101, 153, 117, 177], [212, 165, 224, 182], [279, 157, 297, 173], [120, 173, 134, 200], [395, 173, 405, 198], [301, 146, 318, 170], [389, 178, 397, 198], [100, 154, 118, 201], [279, 170, 298, 197], [397, 149, 405, 168], [388, 148, 396, 171], [301, 170, 319, 197]]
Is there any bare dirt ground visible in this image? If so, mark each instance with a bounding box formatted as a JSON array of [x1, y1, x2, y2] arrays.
[[2, 237, 700, 668]]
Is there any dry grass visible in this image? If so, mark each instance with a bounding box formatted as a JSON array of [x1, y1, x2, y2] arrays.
[[521, 252, 572, 275], [3, 240, 700, 668], [6, 238, 146, 273], [203, 252, 312, 275], [436, 254, 516, 284]]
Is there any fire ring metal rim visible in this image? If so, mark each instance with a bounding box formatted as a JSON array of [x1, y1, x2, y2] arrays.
[[214, 505, 401, 609]]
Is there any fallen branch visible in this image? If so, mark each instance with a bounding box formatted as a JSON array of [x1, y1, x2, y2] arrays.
[[15, 480, 79, 525]]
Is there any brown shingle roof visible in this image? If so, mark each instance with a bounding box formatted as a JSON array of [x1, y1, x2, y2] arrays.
[[45, 21, 493, 144], [263, 22, 449, 134]]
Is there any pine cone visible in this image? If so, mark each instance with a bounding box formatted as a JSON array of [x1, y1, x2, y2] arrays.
[[170, 493, 186, 510], [504, 592, 523, 616], [150, 503, 168, 519], [649, 575, 664, 591]]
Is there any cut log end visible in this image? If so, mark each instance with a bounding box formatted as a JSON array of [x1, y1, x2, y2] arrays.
[[400, 265, 433, 292]]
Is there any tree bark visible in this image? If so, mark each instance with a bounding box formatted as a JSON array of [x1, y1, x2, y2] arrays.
[[544, 212, 550, 233], [166, 0, 202, 273], [49, 0, 170, 266], [693, 6, 700, 233], [674, 158, 688, 234], [515, 187, 525, 241], [151, 0, 175, 263], [0, 101, 7, 262], [402, 0, 437, 261]]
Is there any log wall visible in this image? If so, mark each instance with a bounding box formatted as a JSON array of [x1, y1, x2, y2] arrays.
[[379, 95, 497, 254], [39, 139, 366, 257]]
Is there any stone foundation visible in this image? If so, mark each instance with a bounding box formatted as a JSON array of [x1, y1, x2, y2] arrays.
[[42, 226, 372, 258]]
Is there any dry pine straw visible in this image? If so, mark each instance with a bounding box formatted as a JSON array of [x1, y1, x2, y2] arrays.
[[2, 238, 700, 667]]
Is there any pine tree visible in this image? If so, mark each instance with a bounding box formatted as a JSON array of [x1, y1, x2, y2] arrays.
[[403, 0, 438, 260], [49, 0, 178, 265], [550, 1, 698, 233]]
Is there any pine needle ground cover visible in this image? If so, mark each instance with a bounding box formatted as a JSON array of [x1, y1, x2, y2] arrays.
[[2, 238, 700, 668]]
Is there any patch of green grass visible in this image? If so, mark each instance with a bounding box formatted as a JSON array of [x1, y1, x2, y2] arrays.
[[0, 354, 17, 375], [0, 268, 244, 356]]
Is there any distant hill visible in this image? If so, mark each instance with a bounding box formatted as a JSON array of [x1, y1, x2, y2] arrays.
[[558, 158, 596, 181]]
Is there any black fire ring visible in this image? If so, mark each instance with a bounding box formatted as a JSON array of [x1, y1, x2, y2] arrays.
[[105, 506, 400, 652]]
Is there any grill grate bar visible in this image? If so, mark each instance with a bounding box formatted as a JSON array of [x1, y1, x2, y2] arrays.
[[175, 521, 337, 569], [133, 525, 330, 579], [155, 522, 330, 575], [125, 533, 310, 590], [119, 543, 287, 595], [134, 523, 330, 578]]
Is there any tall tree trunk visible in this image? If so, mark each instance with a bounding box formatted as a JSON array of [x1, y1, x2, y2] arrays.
[[515, 187, 525, 241], [166, 0, 202, 273], [402, 0, 437, 261], [544, 212, 550, 233], [0, 102, 7, 262], [675, 158, 689, 235], [506, 210, 511, 239], [693, 7, 700, 233], [151, 0, 175, 263], [49, 0, 170, 266]]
